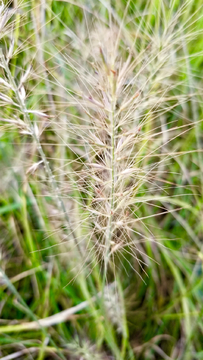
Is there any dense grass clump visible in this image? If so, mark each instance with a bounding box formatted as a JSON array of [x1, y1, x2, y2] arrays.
[[0, 0, 203, 359]]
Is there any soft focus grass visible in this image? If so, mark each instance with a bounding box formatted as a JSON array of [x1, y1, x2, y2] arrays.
[[0, 0, 203, 359]]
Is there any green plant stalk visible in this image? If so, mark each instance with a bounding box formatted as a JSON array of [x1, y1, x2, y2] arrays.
[[37, 263, 53, 360], [21, 194, 36, 258], [116, 277, 129, 358]]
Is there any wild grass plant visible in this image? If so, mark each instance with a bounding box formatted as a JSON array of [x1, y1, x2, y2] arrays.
[[0, 0, 203, 359]]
